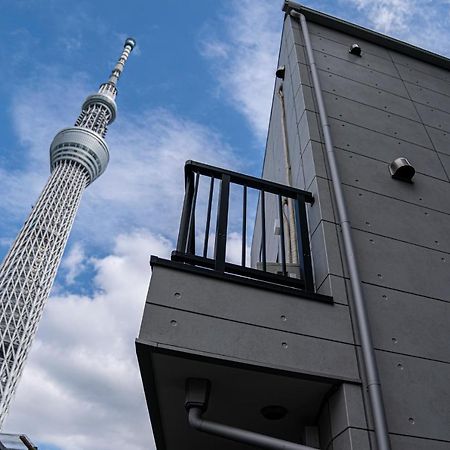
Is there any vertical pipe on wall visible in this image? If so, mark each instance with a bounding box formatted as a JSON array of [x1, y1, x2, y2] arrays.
[[291, 11, 392, 450], [277, 86, 299, 264]]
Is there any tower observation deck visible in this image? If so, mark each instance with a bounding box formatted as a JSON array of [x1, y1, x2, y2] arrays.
[[0, 38, 136, 425]]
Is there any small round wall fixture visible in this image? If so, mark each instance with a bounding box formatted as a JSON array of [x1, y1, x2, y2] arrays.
[[349, 43, 362, 56], [260, 405, 288, 420], [276, 65, 286, 79], [389, 157, 415, 182]]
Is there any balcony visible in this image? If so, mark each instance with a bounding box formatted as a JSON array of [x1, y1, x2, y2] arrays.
[[136, 162, 359, 450], [169, 160, 331, 301]]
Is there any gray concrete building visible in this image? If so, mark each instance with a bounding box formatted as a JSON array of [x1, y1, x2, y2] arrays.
[[137, 2, 450, 450]]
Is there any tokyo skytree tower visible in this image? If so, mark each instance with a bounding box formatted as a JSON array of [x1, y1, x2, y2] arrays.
[[0, 37, 136, 425]]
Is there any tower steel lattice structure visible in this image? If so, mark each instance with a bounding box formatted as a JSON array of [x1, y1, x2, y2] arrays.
[[0, 38, 136, 426]]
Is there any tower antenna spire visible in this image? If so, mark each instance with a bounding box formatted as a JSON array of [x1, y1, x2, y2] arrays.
[[108, 37, 136, 86], [99, 37, 136, 101]]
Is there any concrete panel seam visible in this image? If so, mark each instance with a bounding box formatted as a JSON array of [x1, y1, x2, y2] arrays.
[[404, 80, 450, 113], [361, 280, 450, 305], [374, 347, 450, 365], [319, 69, 408, 103], [387, 431, 450, 444], [323, 89, 449, 133], [340, 182, 450, 217], [327, 115, 433, 150], [330, 426, 375, 446], [146, 303, 361, 347], [329, 115, 450, 156], [352, 227, 450, 256], [296, 47, 400, 82], [395, 63, 450, 93]]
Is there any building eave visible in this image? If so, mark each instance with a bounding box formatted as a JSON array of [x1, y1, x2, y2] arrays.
[[283, 1, 450, 71]]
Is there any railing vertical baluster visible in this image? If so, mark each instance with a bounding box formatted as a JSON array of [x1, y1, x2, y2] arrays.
[[214, 174, 230, 272], [203, 177, 215, 258], [278, 195, 287, 276], [241, 186, 247, 267], [187, 172, 200, 255], [260, 190, 267, 272], [176, 169, 194, 253], [295, 194, 314, 291]]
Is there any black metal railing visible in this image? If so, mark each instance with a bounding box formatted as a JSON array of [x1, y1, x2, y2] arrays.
[[173, 161, 315, 293]]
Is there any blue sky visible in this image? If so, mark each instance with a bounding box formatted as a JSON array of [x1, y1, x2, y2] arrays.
[[1, 1, 450, 449]]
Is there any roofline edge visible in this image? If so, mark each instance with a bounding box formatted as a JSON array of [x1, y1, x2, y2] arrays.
[[282, 1, 450, 71]]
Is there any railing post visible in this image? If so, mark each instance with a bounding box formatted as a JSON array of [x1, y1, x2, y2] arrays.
[[295, 194, 314, 291], [241, 186, 247, 267], [187, 172, 200, 254], [214, 174, 230, 272], [176, 170, 195, 253], [260, 191, 267, 272], [278, 195, 287, 276], [203, 177, 215, 258]]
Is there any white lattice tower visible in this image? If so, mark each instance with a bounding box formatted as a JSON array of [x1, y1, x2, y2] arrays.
[[0, 38, 136, 426]]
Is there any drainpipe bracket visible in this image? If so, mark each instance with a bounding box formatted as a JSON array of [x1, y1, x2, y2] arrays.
[[185, 378, 210, 412]]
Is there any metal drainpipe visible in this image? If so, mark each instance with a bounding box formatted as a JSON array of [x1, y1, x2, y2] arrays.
[[277, 85, 299, 264], [187, 407, 318, 450], [290, 11, 392, 450]]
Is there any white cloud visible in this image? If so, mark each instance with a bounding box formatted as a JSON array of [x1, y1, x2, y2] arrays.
[[348, 0, 416, 33], [200, 0, 282, 141], [342, 0, 450, 56], [4, 231, 171, 450], [61, 242, 86, 285]]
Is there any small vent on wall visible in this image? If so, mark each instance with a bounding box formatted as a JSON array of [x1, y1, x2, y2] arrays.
[[276, 65, 286, 79], [389, 157, 415, 182], [349, 43, 362, 56]]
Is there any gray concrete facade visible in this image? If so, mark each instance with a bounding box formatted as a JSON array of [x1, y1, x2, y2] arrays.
[[137, 5, 449, 450], [252, 5, 450, 450]]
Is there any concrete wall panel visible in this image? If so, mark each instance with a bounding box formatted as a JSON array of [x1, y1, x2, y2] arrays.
[[141, 304, 359, 381], [308, 22, 391, 59], [389, 434, 450, 450], [395, 62, 450, 97], [336, 151, 450, 215], [405, 81, 450, 115], [310, 55, 408, 96], [310, 221, 345, 286], [148, 266, 354, 344], [353, 228, 449, 301], [424, 125, 450, 156], [323, 92, 432, 148], [344, 185, 450, 253], [390, 51, 450, 83], [378, 351, 450, 441], [362, 283, 450, 362], [415, 102, 450, 132], [329, 118, 448, 180], [309, 34, 399, 77], [332, 429, 371, 450], [328, 383, 368, 436], [319, 72, 419, 121]]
